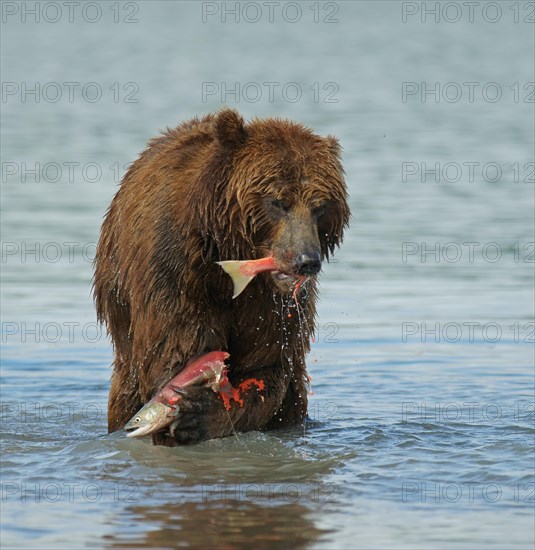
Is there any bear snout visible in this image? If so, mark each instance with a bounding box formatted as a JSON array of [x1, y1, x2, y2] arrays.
[[294, 251, 322, 276]]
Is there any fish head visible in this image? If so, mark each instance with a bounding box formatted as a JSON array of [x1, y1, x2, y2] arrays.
[[124, 401, 175, 438]]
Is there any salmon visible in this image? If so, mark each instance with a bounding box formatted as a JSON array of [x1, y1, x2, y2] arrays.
[[124, 351, 230, 438], [216, 256, 279, 298]]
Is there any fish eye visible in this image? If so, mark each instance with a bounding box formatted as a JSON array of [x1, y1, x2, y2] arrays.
[[134, 417, 141, 423]]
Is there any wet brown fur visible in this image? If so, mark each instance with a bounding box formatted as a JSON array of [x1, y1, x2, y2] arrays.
[[94, 109, 349, 445]]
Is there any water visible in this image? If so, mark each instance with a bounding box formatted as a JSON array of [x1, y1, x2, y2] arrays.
[[1, 2, 534, 548]]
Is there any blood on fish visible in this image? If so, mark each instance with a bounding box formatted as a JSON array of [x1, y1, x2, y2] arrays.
[[292, 275, 307, 303], [219, 377, 265, 411]]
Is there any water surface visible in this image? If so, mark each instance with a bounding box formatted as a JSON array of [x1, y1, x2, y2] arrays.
[[1, 2, 534, 548]]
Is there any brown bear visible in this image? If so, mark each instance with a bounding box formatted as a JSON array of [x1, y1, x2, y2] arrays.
[[94, 109, 349, 446]]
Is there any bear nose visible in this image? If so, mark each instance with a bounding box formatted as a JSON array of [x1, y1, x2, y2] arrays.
[[295, 252, 322, 276]]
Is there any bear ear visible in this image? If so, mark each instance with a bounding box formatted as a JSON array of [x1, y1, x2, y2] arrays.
[[325, 135, 341, 156], [215, 109, 247, 149]]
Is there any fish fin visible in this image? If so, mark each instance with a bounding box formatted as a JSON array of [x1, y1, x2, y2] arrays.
[[216, 261, 254, 299], [169, 419, 181, 438], [167, 406, 180, 418]]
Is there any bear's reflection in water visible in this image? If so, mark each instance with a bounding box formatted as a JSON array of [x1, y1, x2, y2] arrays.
[[103, 499, 331, 549]]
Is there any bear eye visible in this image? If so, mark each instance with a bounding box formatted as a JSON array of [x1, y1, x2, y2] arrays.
[[269, 198, 289, 212], [313, 204, 327, 219]]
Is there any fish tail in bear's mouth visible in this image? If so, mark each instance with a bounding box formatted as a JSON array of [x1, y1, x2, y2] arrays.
[[217, 253, 318, 298]]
